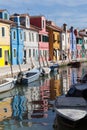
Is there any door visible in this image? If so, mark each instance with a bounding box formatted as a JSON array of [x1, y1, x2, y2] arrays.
[[4, 50, 9, 65]]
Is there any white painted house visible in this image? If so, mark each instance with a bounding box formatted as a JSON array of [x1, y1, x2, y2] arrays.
[[20, 14, 39, 66], [61, 24, 71, 60]]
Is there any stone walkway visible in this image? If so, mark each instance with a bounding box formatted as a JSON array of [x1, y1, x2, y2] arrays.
[[0, 58, 86, 79], [0, 64, 31, 78]]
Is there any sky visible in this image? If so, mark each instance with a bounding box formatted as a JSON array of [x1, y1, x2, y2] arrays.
[[0, 0, 87, 29]]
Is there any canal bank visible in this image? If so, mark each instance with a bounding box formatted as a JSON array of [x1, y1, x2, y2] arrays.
[[0, 58, 87, 79], [0, 63, 87, 130]]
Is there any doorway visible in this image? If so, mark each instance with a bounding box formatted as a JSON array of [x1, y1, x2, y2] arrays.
[[4, 50, 9, 65]]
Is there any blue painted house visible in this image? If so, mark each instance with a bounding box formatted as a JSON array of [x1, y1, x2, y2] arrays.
[[10, 14, 24, 65], [70, 26, 76, 59]]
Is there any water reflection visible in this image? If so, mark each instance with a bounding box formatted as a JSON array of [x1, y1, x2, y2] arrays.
[[0, 63, 87, 130]]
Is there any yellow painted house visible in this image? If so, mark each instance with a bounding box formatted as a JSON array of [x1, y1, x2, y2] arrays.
[[46, 21, 62, 61], [0, 10, 11, 67]]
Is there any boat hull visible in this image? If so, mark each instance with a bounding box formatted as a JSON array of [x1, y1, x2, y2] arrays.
[[55, 96, 87, 127], [0, 78, 16, 93], [22, 72, 40, 84], [56, 111, 87, 127]]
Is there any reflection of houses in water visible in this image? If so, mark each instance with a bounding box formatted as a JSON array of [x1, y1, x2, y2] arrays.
[[61, 68, 71, 94], [23, 79, 50, 119], [12, 95, 27, 120], [40, 78, 50, 100], [0, 97, 12, 122], [71, 68, 78, 85], [50, 73, 61, 100]]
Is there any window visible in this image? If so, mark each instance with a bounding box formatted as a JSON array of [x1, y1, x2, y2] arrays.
[[13, 31, 16, 39], [26, 18, 29, 27], [2, 27, 5, 37], [24, 32, 26, 41], [20, 31, 22, 40], [36, 50, 38, 56], [62, 35, 64, 41], [39, 34, 41, 42], [42, 20, 45, 28], [13, 49, 16, 57], [32, 33, 34, 42], [36, 34, 39, 42], [24, 50, 26, 57], [29, 32, 31, 41], [0, 48, 2, 58], [33, 49, 35, 57], [4, 13, 8, 20], [29, 49, 31, 57], [57, 35, 60, 42], [42, 35, 48, 42]]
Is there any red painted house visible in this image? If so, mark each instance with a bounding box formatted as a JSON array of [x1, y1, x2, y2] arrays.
[[30, 15, 49, 64]]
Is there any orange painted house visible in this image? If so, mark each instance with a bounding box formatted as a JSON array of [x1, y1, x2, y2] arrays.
[[46, 21, 62, 61]]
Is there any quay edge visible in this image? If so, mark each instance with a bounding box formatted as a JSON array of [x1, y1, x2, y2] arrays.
[[0, 58, 87, 79]]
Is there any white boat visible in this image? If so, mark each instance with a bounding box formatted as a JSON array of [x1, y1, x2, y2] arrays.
[[42, 67, 51, 76], [17, 68, 40, 84], [0, 77, 17, 93], [55, 96, 87, 126]]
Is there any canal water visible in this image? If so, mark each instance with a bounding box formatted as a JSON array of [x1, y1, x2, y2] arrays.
[[0, 62, 87, 130]]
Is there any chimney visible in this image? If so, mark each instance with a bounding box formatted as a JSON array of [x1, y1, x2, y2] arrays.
[[70, 26, 73, 32], [63, 23, 67, 32]]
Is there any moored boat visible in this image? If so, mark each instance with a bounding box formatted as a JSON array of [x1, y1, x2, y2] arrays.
[[17, 67, 40, 84], [0, 77, 17, 93], [54, 82, 87, 127], [54, 96, 87, 127]]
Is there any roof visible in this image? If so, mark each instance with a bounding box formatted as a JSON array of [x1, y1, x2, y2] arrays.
[[11, 13, 30, 18], [30, 24, 40, 31], [46, 21, 62, 32], [30, 15, 45, 18], [0, 18, 15, 25]]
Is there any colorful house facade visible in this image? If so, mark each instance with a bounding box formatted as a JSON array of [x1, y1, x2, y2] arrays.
[[10, 14, 24, 65], [61, 24, 70, 60], [46, 21, 62, 61], [0, 10, 11, 67], [30, 16, 49, 63], [19, 14, 39, 65]]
